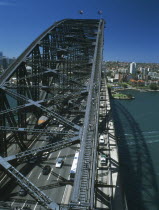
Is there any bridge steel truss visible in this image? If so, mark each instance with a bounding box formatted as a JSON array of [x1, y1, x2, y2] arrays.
[[0, 19, 105, 209]]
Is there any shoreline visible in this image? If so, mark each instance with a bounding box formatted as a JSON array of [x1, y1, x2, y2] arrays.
[[112, 87, 159, 92], [111, 86, 159, 100], [112, 96, 135, 100], [111, 91, 135, 100]]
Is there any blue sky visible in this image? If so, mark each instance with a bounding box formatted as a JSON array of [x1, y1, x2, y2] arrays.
[[0, 0, 159, 63]]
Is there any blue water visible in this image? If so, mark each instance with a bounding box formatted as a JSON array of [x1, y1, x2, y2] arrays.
[[111, 90, 159, 210]]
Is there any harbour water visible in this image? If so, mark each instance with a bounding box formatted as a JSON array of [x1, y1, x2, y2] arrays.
[[111, 90, 159, 210]]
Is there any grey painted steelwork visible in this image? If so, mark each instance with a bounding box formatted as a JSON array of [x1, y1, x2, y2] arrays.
[[1, 87, 81, 130], [0, 126, 78, 135], [71, 19, 104, 208], [0, 90, 87, 115], [4, 136, 80, 162], [0, 156, 59, 210], [0, 19, 67, 85], [0, 19, 105, 209]]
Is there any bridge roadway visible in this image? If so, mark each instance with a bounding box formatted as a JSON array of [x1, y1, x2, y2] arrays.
[[0, 125, 78, 209], [93, 72, 125, 210], [0, 100, 81, 209]]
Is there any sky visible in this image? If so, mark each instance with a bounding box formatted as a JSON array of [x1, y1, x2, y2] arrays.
[[0, 0, 159, 63]]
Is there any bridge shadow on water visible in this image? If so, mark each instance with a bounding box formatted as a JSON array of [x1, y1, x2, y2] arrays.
[[111, 99, 159, 210]]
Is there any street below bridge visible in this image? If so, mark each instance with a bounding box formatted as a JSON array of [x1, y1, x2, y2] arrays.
[[1, 134, 78, 209]]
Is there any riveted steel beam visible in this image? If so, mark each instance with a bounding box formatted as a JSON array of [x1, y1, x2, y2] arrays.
[[5, 136, 80, 162], [70, 19, 105, 208], [0, 156, 59, 209]]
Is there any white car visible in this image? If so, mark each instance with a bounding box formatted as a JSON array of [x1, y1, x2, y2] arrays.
[[55, 158, 64, 168], [99, 135, 105, 144], [100, 103, 104, 108], [100, 154, 107, 165], [41, 152, 49, 160]]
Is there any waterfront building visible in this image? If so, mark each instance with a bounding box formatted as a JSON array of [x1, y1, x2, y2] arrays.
[[118, 68, 128, 74], [130, 62, 136, 74], [137, 74, 142, 80], [140, 68, 148, 80], [127, 74, 133, 81], [148, 72, 159, 80]]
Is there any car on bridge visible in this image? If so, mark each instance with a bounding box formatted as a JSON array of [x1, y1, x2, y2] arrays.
[[41, 151, 49, 160], [55, 158, 64, 168], [42, 165, 51, 175], [99, 134, 105, 144], [18, 187, 27, 197], [100, 154, 107, 166], [46, 136, 54, 144]]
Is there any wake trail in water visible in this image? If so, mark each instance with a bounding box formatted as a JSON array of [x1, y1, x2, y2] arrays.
[[123, 138, 159, 146], [124, 135, 159, 140], [120, 131, 159, 146], [125, 130, 159, 136]]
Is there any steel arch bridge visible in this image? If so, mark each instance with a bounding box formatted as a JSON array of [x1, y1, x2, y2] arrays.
[[0, 19, 105, 209]]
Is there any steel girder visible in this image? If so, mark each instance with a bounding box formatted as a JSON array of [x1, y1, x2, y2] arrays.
[[0, 156, 59, 210], [0, 19, 104, 209], [70, 19, 104, 209]]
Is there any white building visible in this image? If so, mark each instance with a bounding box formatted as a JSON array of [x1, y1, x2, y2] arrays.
[[142, 68, 148, 77], [130, 62, 136, 74]]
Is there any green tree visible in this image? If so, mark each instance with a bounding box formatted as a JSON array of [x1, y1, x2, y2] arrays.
[[122, 83, 128, 89], [149, 83, 158, 90], [106, 71, 112, 77]]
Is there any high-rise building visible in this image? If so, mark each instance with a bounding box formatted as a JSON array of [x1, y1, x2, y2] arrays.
[[0, 52, 3, 65], [2, 57, 8, 70], [130, 62, 136, 74], [0, 52, 16, 70], [0, 52, 3, 58]]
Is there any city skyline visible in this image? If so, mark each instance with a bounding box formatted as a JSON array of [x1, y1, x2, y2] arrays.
[[0, 0, 159, 63]]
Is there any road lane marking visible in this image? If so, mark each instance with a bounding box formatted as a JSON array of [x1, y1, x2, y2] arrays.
[[28, 139, 36, 148], [0, 174, 7, 184], [61, 175, 71, 204], [22, 200, 27, 208], [47, 168, 53, 181], [11, 200, 15, 206], [57, 151, 61, 158], [62, 187, 67, 203], [57, 173, 61, 181], [38, 172, 42, 179], [47, 150, 61, 181], [28, 133, 41, 149], [33, 202, 38, 210], [64, 148, 70, 160], [28, 171, 33, 178], [48, 153, 52, 159]]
